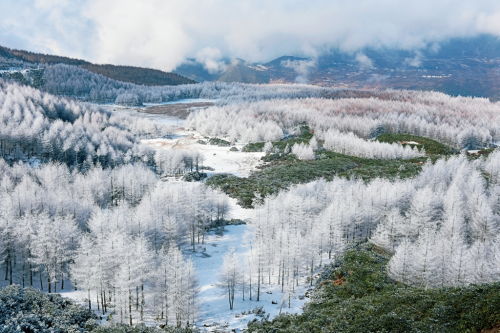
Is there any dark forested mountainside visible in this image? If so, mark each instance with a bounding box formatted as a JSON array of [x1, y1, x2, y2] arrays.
[[1, 45, 90, 66], [0, 45, 194, 86], [80, 63, 195, 86]]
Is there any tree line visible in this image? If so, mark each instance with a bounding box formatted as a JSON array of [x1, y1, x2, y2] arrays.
[[186, 93, 499, 150]]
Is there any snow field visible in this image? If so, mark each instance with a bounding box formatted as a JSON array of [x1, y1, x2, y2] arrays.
[[189, 224, 324, 332], [143, 130, 265, 178]]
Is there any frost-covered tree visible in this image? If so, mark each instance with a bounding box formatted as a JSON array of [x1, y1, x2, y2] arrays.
[[218, 249, 242, 310]]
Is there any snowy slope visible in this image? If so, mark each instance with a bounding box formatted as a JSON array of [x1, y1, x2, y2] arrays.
[[189, 223, 319, 332]]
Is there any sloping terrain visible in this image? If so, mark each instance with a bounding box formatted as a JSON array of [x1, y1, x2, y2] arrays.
[[0, 45, 194, 86], [218, 59, 270, 84]]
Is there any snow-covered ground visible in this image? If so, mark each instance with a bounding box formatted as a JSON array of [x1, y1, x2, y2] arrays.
[[143, 130, 265, 177], [189, 223, 317, 332], [100, 98, 216, 126]]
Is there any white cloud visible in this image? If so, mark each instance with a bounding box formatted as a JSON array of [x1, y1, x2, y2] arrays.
[[404, 51, 423, 67], [1, 0, 500, 71], [281, 58, 317, 83], [355, 53, 374, 70], [195, 47, 227, 74]]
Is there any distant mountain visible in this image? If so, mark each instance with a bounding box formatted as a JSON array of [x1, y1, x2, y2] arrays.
[[218, 59, 269, 84], [0, 45, 195, 86], [173, 59, 221, 82], [174, 58, 270, 84], [262, 55, 308, 67], [172, 35, 500, 100]]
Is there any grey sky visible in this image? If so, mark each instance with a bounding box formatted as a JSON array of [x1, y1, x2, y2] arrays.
[[1, 0, 500, 71]]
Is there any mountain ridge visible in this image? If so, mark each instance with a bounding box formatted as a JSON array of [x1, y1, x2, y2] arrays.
[[0, 45, 195, 86]]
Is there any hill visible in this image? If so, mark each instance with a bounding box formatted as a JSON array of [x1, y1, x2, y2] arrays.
[[79, 63, 195, 86], [173, 59, 221, 82], [174, 58, 270, 84], [218, 59, 269, 84], [0, 45, 195, 86]]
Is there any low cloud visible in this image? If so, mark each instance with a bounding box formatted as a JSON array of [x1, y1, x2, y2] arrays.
[[195, 47, 227, 74], [404, 51, 423, 67], [355, 53, 374, 70], [404, 56, 422, 67], [281, 58, 317, 83]]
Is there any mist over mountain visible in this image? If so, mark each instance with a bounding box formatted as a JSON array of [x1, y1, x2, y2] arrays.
[[173, 34, 500, 100]]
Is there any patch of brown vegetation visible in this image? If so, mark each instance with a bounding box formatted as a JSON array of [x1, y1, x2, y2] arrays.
[[372, 245, 392, 256], [141, 102, 214, 119], [333, 276, 346, 286]]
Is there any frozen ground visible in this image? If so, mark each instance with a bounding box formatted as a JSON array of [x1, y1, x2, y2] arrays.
[[105, 99, 266, 177], [188, 223, 320, 332], [143, 131, 265, 177], [100, 98, 216, 126], [100, 103, 183, 127]]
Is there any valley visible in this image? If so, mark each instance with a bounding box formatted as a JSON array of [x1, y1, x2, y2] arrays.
[[1, 34, 500, 333]]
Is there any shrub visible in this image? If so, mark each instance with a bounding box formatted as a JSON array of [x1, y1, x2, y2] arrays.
[[208, 138, 231, 146], [0, 285, 95, 332]]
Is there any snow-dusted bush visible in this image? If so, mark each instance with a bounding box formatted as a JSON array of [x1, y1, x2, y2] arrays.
[[292, 142, 315, 160], [154, 149, 204, 176], [263, 141, 273, 153], [309, 136, 318, 151], [115, 92, 143, 106], [0, 285, 96, 332], [322, 129, 424, 159]]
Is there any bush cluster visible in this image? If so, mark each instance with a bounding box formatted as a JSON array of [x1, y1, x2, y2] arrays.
[[0, 285, 96, 332]]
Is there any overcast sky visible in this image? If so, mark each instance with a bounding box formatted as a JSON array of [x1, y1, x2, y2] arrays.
[[1, 0, 500, 71]]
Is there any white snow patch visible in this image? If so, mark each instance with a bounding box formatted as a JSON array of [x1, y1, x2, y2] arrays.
[[143, 130, 265, 177]]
